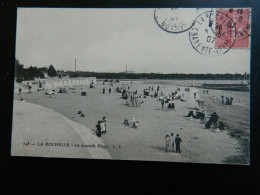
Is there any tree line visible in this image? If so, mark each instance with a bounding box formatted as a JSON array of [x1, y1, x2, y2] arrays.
[[68, 71, 250, 80], [15, 59, 57, 82], [15, 58, 249, 82]]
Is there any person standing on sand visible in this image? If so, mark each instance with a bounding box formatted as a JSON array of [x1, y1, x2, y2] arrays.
[[175, 134, 182, 153], [132, 115, 136, 127], [161, 99, 165, 108], [213, 96, 216, 102], [225, 97, 228, 104], [19, 87, 22, 95], [102, 116, 107, 134], [109, 88, 111, 94], [103, 87, 105, 94], [230, 97, 233, 105], [170, 133, 175, 152], [211, 112, 219, 128], [28, 85, 32, 93], [221, 96, 224, 104], [96, 121, 102, 137], [165, 134, 170, 152], [200, 111, 205, 123]]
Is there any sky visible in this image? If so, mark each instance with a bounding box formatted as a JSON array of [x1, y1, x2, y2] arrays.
[[15, 8, 251, 74]]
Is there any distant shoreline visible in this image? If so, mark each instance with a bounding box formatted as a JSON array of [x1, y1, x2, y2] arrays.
[[199, 84, 249, 92], [96, 79, 250, 91]]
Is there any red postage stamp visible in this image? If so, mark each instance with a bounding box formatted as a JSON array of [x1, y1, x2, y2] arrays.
[[216, 8, 251, 48]]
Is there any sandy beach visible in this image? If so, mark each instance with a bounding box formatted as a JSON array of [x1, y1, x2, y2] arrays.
[[13, 80, 250, 164]]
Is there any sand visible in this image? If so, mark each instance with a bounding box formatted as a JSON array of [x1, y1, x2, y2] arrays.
[[13, 80, 250, 164], [11, 100, 111, 159]]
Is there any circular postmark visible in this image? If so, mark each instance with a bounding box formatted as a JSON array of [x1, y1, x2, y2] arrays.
[[154, 8, 198, 33], [189, 10, 236, 56]]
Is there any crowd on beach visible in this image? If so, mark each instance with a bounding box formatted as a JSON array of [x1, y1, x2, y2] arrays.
[[16, 78, 233, 156], [185, 89, 227, 133]]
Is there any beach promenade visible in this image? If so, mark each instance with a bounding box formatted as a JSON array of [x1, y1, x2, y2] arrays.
[[11, 100, 111, 159]]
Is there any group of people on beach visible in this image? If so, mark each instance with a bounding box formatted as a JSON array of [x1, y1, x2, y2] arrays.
[[165, 133, 182, 153], [221, 96, 234, 105], [186, 110, 206, 122], [157, 88, 186, 110], [205, 112, 219, 129], [102, 87, 112, 94], [124, 115, 140, 129]]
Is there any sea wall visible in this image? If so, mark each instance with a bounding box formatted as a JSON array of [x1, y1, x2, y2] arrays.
[[22, 77, 96, 90]]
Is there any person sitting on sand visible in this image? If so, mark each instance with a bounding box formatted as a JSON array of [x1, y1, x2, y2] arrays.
[[139, 101, 144, 107], [133, 121, 139, 129], [124, 119, 129, 126], [214, 128, 221, 133], [186, 111, 195, 118], [167, 100, 175, 109]]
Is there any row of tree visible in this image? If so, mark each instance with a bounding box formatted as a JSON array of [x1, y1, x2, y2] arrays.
[[15, 59, 57, 82], [68, 71, 250, 80], [15, 58, 249, 82]]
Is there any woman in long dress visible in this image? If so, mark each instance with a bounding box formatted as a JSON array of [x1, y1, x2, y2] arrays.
[[96, 121, 102, 137]]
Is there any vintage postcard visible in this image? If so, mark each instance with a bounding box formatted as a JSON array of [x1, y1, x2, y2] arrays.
[[12, 8, 250, 164]]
